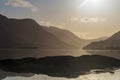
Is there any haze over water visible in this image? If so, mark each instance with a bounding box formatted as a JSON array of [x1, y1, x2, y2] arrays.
[[0, 49, 120, 59]]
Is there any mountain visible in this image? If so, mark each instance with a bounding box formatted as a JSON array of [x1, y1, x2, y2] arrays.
[[42, 26, 88, 48], [88, 36, 108, 42], [84, 31, 120, 50], [0, 55, 120, 78], [0, 14, 76, 49], [42, 26, 108, 48]]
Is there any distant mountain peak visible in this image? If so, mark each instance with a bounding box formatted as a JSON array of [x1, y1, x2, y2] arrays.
[[84, 31, 120, 50], [108, 31, 120, 40]]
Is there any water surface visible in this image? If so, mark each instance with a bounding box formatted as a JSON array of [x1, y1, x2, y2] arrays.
[[0, 49, 120, 59], [0, 49, 120, 80]]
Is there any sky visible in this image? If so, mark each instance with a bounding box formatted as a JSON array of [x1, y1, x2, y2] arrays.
[[0, 0, 120, 39]]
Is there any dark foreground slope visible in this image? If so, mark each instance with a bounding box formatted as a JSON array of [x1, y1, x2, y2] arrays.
[[84, 31, 120, 50], [0, 55, 120, 78], [0, 14, 76, 49]]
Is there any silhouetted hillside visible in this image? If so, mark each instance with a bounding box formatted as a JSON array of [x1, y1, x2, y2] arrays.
[[0, 55, 120, 78], [0, 14, 76, 49], [84, 31, 120, 50]]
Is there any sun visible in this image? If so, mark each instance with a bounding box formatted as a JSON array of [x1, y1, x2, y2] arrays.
[[91, 0, 98, 4], [90, 0, 101, 5], [79, 0, 101, 8]]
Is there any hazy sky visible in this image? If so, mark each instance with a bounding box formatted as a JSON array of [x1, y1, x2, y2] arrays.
[[0, 0, 120, 39]]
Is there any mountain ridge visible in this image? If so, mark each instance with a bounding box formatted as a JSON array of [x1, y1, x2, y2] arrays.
[[42, 26, 88, 48], [42, 26, 108, 48], [0, 13, 76, 49], [0, 13, 109, 49], [84, 31, 120, 50]]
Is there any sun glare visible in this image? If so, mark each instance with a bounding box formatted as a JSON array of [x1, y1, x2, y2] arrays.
[[79, 0, 103, 8], [91, 0, 98, 4]]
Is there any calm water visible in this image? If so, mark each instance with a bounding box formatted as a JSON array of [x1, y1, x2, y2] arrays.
[[0, 49, 120, 59], [0, 49, 120, 80]]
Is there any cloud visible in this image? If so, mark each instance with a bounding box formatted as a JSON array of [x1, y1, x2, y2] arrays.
[[5, 0, 38, 12], [70, 17, 105, 23], [38, 21, 52, 26], [80, 17, 105, 23], [70, 17, 80, 21], [38, 21, 65, 28]]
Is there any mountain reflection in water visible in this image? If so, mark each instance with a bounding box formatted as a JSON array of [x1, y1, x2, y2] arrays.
[[0, 50, 120, 80]]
